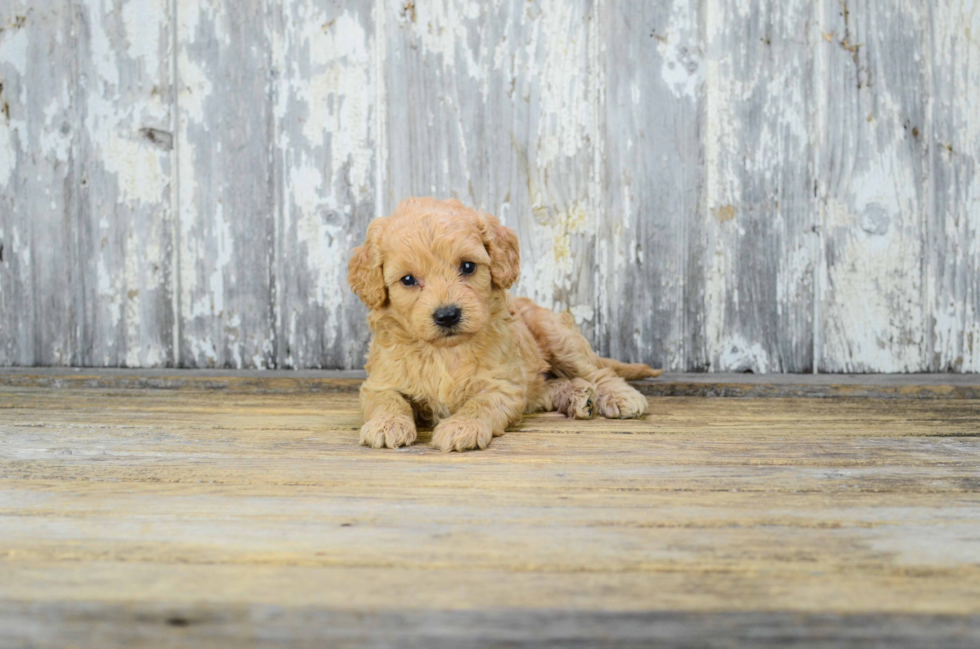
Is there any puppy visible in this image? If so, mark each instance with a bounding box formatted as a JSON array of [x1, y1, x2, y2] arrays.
[[347, 197, 662, 452]]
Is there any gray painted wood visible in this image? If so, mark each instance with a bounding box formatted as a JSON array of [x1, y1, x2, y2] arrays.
[[702, 0, 816, 373], [74, 0, 175, 367], [930, 2, 980, 373], [1, 0, 978, 372], [597, 0, 704, 370], [175, 0, 277, 368], [275, 0, 376, 369], [486, 0, 597, 341], [381, 0, 487, 214], [816, 0, 931, 372], [0, 2, 75, 366]]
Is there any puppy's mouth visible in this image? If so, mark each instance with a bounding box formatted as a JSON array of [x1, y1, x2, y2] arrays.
[[430, 329, 475, 346]]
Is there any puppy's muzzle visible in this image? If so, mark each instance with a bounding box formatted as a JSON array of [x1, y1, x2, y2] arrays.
[[432, 305, 462, 330]]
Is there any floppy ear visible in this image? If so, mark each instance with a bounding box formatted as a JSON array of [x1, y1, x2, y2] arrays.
[[479, 213, 520, 289], [347, 219, 388, 309]]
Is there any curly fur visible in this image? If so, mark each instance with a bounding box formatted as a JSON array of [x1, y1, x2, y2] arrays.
[[348, 197, 663, 452]]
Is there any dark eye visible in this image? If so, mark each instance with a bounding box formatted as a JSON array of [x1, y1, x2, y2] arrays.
[[460, 261, 476, 275], [400, 275, 417, 287]]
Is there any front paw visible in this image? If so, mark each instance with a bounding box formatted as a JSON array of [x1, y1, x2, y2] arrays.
[[360, 414, 417, 449], [597, 384, 649, 419], [432, 417, 494, 452]]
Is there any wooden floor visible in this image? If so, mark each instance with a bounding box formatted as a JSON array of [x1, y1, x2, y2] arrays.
[[1, 372, 979, 648]]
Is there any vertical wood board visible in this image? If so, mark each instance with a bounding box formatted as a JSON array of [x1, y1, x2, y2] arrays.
[[703, 0, 815, 373], [816, 0, 931, 372], [486, 0, 597, 341], [73, 0, 174, 367], [175, 0, 276, 368], [276, 0, 376, 369], [597, 0, 703, 370], [381, 0, 487, 213], [0, 1, 75, 366], [929, 1, 980, 372]]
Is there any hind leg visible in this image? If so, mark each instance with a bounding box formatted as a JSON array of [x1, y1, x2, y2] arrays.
[[512, 298, 649, 419], [530, 377, 597, 419]]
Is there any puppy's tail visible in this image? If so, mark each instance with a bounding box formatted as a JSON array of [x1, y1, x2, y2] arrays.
[[598, 357, 664, 380]]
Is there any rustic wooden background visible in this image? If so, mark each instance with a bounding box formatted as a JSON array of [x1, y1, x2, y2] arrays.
[[0, 0, 977, 373]]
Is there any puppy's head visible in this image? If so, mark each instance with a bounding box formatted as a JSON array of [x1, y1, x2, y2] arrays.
[[348, 197, 519, 347]]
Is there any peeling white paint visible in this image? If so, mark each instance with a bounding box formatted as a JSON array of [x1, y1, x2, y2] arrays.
[[0, 119, 13, 188], [176, 50, 213, 121], [81, 0, 169, 207], [409, 0, 482, 80], [822, 196, 925, 373], [121, 0, 162, 79], [177, 131, 202, 319], [103, 135, 167, 204], [700, 0, 817, 373], [517, 200, 591, 313], [490, 0, 597, 325], [933, 299, 980, 372], [293, 10, 373, 192], [276, 2, 376, 365], [818, 0, 928, 373], [38, 97, 71, 163], [96, 243, 121, 331], [530, 0, 591, 168], [176, 0, 213, 330], [570, 304, 594, 327], [3, 0, 976, 373], [373, 0, 387, 219], [657, 0, 703, 100], [209, 201, 232, 319], [717, 334, 770, 374], [0, 27, 28, 76], [85, 2, 121, 91], [290, 160, 345, 311]]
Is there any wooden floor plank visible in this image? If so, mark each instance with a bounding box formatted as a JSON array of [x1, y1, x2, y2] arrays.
[[1, 381, 979, 646], [3, 368, 980, 398], [3, 604, 980, 649]]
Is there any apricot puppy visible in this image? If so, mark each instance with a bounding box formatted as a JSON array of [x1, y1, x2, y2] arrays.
[[348, 197, 662, 452]]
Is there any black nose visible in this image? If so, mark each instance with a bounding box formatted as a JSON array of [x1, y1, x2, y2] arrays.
[[433, 305, 462, 329]]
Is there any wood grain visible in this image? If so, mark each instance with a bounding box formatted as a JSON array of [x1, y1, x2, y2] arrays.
[[2, 602, 978, 649], [0, 382, 978, 645]]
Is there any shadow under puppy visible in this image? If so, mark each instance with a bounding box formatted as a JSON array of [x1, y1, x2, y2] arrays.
[[348, 197, 663, 452]]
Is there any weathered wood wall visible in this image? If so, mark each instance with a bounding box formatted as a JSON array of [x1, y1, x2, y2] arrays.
[[0, 0, 977, 372]]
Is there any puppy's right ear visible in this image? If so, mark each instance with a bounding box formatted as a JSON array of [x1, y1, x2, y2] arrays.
[[347, 219, 387, 309]]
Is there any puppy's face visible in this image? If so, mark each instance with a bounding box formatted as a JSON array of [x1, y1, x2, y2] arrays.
[[348, 198, 520, 348]]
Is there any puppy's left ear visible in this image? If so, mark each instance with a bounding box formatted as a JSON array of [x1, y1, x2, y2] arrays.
[[347, 218, 388, 309], [479, 213, 520, 289]]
